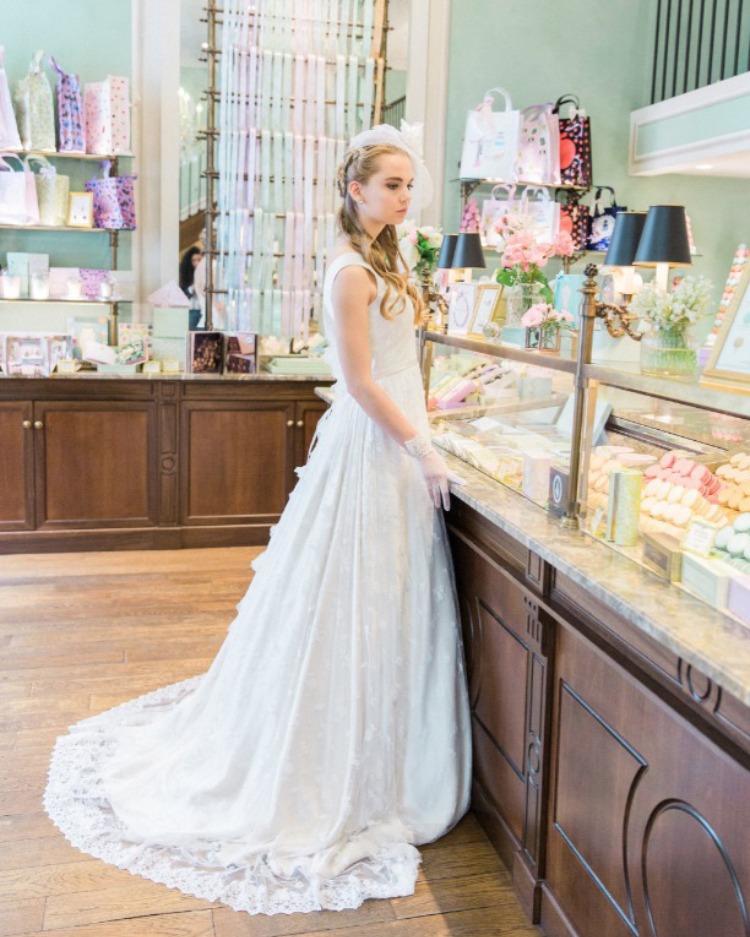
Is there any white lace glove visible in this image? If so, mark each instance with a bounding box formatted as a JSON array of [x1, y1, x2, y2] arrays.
[[404, 434, 452, 510]]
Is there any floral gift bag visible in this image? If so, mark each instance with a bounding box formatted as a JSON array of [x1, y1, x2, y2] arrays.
[[480, 184, 520, 248], [13, 51, 56, 152], [0, 47, 22, 150], [84, 76, 130, 155], [517, 103, 561, 185], [84, 159, 136, 229], [553, 94, 593, 188], [459, 87, 521, 182], [49, 57, 85, 153], [28, 155, 69, 226]]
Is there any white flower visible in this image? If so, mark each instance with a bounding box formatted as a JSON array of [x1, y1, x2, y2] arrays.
[[399, 236, 420, 271], [628, 275, 713, 329]]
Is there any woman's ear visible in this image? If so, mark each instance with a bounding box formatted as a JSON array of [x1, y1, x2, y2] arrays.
[[348, 180, 364, 205]]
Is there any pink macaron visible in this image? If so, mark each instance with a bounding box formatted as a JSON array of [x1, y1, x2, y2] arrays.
[[659, 452, 676, 469]]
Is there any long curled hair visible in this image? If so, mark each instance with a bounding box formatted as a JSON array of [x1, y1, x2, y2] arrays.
[[336, 144, 425, 323]]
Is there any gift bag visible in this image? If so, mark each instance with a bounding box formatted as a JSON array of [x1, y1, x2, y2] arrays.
[[521, 186, 561, 242], [587, 186, 626, 252], [459, 87, 520, 182], [557, 192, 589, 251], [517, 103, 561, 185], [13, 51, 55, 152], [480, 184, 521, 248], [84, 159, 136, 229], [79, 268, 110, 299], [49, 57, 85, 153], [553, 94, 592, 188], [84, 76, 130, 155], [28, 155, 69, 226], [0, 47, 22, 150], [0, 153, 40, 225]]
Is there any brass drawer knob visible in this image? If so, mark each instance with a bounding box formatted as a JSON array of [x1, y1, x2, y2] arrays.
[[296, 419, 304, 427], [33, 420, 44, 429], [22, 419, 32, 429], [286, 419, 294, 427]]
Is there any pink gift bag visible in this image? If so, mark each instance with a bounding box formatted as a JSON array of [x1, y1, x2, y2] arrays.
[[84, 76, 130, 155], [49, 57, 85, 153], [84, 160, 136, 230]]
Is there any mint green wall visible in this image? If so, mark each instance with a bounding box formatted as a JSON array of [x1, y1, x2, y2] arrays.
[[443, 0, 750, 327], [0, 1, 132, 275], [636, 92, 750, 155]]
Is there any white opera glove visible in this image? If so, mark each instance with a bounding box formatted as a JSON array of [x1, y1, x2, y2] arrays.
[[404, 433, 451, 510]]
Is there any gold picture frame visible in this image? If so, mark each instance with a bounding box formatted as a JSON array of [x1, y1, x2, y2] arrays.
[[469, 283, 505, 336], [67, 192, 94, 228], [701, 262, 750, 394], [447, 282, 478, 336]]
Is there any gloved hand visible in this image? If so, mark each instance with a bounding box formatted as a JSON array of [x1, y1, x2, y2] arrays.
[[404, 433, 455, 510]]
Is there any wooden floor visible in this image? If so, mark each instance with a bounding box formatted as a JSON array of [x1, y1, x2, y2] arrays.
[[0, 546, 541, 937]]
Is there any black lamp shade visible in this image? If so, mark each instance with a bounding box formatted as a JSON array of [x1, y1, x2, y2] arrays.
[[436, 233, 457, 269], [452, 232, 486, 269], [633, 205, 692, 267], [604, 211, 647, 266]]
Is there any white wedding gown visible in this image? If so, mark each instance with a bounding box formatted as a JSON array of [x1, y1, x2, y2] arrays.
[[45, 252, 472, 915]]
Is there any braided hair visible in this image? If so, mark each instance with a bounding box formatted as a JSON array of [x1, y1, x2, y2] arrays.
[[336, 144, 425, 323]]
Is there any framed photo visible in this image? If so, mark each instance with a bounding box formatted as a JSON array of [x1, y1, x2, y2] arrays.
[[469, 284, 504, 336], [188, 330, 224, 373], [224, 332, 257, 374], [67, 192, 94, 228], [447, 283, 478, 336], [702, 262, 750, 393], [554, 274, 586, 327]]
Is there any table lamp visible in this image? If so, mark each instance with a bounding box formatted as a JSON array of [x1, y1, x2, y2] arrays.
[[436, 234, 457, 270], [451, 232, 486, 282], [633, 205, 691, 292], [604, 210, 647, 301]]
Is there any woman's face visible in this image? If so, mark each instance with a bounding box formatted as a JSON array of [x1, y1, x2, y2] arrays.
[[351, 152, 413, 227]]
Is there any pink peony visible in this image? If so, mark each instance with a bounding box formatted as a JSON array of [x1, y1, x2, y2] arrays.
[[521, 303, 549, 327], [551, 230, 575, 258]]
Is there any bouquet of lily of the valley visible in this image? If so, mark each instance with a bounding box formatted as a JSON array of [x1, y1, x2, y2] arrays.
[[628, 275, 713, 331], [494, 211, 575, 305], [398, 223, 444, 279]]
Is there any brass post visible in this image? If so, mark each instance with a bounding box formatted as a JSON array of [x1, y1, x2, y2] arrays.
[[560, 263, 598, 529], [203, 3, 219, 330]]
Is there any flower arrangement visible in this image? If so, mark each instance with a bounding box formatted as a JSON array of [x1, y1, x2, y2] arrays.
[[494, 215, 575, 305], [398, 223, 443, 279], [628, 275, 713, 331], [521, 303, 574, 331]]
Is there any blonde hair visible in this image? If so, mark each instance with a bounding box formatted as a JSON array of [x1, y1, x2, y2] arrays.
[[336, 144, 425, 323]]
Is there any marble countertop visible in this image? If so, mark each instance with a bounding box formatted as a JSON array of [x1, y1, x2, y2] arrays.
[[446, 454, 750, 706], [1, 371, 334, 383]]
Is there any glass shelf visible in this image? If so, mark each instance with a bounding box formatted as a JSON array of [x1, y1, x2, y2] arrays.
[[421, 330, 578, 374], [451, 177, 589, 193], [5, 150, 134, 161], [0, 297, 131, 305], [0, 224, 127, 234]]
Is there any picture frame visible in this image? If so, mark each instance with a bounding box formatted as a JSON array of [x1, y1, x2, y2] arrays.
[[469, 283, 505, 336], [224, 331, 257, 374], [188, 330, 224, 373], [447, 283, 478, 336], [701, 262, 750, 393], [67, 192, 94, 228]]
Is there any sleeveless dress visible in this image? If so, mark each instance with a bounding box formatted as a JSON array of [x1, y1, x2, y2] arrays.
[[44, 252, 472, 915]]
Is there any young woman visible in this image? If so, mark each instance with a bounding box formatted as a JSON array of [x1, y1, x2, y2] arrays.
[[45, 125, 471, 915]]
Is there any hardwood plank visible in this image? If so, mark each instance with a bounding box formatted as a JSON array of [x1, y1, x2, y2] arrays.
[[43, 881, 218, 929], [0, 897, 45, 937], [0, 860, 126, 901], [0, 835, 83, 871], [210, 899, 395, 937], [28, 909, 215, 937], [0, 812, 57, 845], [390, 872, 516, 920], [418, 839, 505, 883]]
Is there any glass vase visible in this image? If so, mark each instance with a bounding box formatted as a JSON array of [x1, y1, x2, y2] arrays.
[[525, 326, 561, 355], [505, 282, 543, 327], [639, 325, 699, 380]]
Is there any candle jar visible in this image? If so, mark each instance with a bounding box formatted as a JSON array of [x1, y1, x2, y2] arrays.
[[0, 273, 22, 299], [66, 277, 83, 301], [30, 272, 50, 301], [98, 276, 114, 301]]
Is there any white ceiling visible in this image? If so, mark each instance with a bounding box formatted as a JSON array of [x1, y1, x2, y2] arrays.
[[180, 0, 409, 69]]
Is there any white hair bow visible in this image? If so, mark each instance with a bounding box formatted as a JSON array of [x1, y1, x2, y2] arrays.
[[347, 122, 433, 210]]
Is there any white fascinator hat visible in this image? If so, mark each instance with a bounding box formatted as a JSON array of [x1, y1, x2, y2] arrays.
[[347, 120, 434, 212]]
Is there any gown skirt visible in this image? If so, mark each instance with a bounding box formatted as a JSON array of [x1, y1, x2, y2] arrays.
[[44, 361, 472, 915]]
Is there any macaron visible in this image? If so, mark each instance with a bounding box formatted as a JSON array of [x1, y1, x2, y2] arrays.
[[644, 464, 661, 479], [674, 458, 693, 475], [716, 526, 733, 549], [674, 505, 691, 526], [729, 533, 750, 555], [690, 464, 711, 483], [641, 497, 656, 514], [667, 487, 683, 504], [734, 513, 750, 533], [681, 490, 700, 509], [729, 490, 744, 510]]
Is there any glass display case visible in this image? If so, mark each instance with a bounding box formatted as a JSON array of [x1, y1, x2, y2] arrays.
[[420, 324, 750, 624]]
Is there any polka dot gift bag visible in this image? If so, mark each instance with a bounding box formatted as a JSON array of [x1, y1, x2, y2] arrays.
[[552, 94, 592, 189], [83, 76, 130, 156], [49, 57, 85, 154]]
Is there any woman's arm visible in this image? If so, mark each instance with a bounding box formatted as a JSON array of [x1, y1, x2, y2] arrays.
[[331, 265, 420, 446]]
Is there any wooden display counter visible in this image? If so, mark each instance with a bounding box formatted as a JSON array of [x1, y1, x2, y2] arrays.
[[446, 460, 750, 937], [0, 374, 333, 554]]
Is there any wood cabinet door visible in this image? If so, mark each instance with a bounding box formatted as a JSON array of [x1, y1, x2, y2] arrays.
[[180, 400, 296, 525], [545, 620, 750, 937], [0, 401, 34, 531], [33, 401, 158, 529], [294, 400, 329, 468]]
